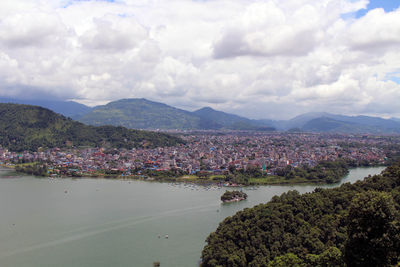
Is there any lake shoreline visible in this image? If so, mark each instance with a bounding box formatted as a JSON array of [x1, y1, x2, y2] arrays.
[[2, 164, 386, 187]]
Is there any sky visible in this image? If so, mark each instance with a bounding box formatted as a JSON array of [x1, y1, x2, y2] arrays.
[[0, 0, 399, 120]]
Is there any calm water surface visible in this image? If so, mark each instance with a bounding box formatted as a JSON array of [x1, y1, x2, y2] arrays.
[[0, 167, 385, 267]]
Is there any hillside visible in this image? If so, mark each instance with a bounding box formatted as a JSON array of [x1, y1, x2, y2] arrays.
[[301, 117, 377, 133], [194, 107, 274, 131], [78, 98, 275, 131], [78, 98, 400, 133], [201, 163, 400, 266], [0, 103, 183, 151], [272, 112, 329, 130], [77, 98, 203, 130], [0, 97, 91, 118], [7, 97, 400, 133], [272, 112, 400, 134]]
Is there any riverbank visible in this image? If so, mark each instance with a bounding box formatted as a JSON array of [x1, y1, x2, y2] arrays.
[[7, 160, 386, 186]]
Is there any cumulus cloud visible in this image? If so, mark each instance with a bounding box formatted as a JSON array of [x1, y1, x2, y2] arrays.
[[79, 15, 148, 52], [0, 0, 399, 119], [347, 8, 400, 51], [213, 1, 326, 58], [0, 13, 66, 48]]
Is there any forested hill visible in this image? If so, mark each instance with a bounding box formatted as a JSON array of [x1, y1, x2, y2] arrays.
[[0, 103, 184, 151], [201, 162, 400, 266], [76, 98, 276, 131], [77, 98, 203, 130]]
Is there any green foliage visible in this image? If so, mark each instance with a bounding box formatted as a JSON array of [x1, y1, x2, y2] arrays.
[[78, 98, 202, 130], [0, 103, 184, 151], [142, 168, 187, 180], [344, 191, 400, 267], [79, 98, 276, 131], [276, 160, 351, 184], [306, 247, 344, 267], [225, 160, 352, 185], [15, 162, 48, 177], [201, 161, 400, 266], [267, 253, 304, 267], [221, 191, 247, 202]]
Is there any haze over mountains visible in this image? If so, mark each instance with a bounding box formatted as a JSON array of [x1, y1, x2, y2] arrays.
[[2, 97, 400, 134], [0, 97, 91, 118]]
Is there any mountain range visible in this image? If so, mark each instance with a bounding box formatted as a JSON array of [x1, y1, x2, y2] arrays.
[[276, 112, 400, 134], [2, 97, 400, 134], [76, 98, 275, 131]]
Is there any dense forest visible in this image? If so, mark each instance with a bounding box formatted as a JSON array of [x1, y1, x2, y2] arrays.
[[0, 103, 184, 151], [201, 162, 400, 266]]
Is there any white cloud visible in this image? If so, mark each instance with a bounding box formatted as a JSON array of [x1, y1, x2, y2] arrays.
[[0, 11, 69, 48], [79, 15, 148, 52], [0, 0, 399, 119], [347, 8, 400, 51], [213, 1, 327, 58]]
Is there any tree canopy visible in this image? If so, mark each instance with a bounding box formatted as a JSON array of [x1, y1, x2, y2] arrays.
[[201, 162, 400, 266]]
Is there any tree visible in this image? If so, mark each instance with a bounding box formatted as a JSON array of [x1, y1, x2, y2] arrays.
[[344, 191, 400, 267], [267, 253, 305, 267], [306, 247, 344, 267]]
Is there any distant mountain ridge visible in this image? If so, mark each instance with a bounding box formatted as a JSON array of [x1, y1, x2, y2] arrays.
[[77, 98, 203, 130], [76, 98, 400, 133], [193, 107, 274, 131], [0, 97, 91, 118], [77, 98, 276, 131], [3, 97, 400, 134], [278, 112, 400, 134]]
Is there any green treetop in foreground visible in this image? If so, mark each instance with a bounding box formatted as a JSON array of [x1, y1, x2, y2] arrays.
[[201, 162, 400, 266], [345, 191, 400, 266]]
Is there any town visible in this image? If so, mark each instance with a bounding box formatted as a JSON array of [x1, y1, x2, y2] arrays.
[[1, 132, 398, 181]]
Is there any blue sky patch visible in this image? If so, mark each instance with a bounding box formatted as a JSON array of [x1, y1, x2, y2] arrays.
[[390, 76, 400, 84], [63, 0, 115, 8], [356, 0, 400, 18], [385, 72, 400, 84]]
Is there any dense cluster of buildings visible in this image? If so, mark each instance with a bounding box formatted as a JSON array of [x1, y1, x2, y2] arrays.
[[0, 133, 397, 177]]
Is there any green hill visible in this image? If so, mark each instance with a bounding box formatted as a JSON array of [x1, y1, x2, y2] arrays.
[[272, 112, 400, 134], [301, 116, 400, 134], [201, 163, 400, 266], [0, 103, 183, 151], [5, 97, 400, 133], [77, 98, 203, 130], [77, 98, 275, 131], [302, 117, 358, 133]]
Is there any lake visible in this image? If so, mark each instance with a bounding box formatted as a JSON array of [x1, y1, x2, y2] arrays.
[[0, 166, 385, 267]]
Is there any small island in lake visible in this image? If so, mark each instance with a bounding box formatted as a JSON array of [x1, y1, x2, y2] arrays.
[[221, 190, 248, 203]]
